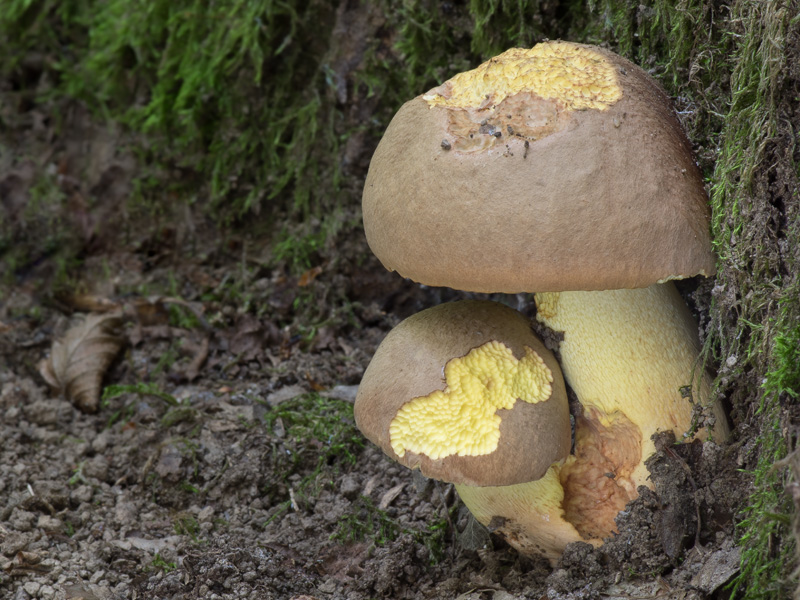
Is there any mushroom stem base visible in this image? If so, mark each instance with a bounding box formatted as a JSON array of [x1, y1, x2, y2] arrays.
[[455, 465, 598, 564]]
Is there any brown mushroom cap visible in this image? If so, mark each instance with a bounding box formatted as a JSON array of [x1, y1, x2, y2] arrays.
[[362, 41, 715, 293], [354, 300, 571, 487]]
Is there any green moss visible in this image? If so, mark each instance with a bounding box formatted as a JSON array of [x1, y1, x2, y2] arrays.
[[332, 496, 402, 547], [731, 406, 793, 599], [150, 552, 177, 573], [332, 495, 452, 564], [262, 392, 365, 501], [703, 2, 799, 596], [72, 0, 341, 219], [1, 0, 342, 223], [173, 513, 203, 543]]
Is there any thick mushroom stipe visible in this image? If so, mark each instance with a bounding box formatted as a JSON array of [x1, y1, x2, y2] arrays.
[[536, 284, 730, 491], [456, 467, 591, 565]]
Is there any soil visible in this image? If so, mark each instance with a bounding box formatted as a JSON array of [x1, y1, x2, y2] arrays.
[[2, 11, 797, 599], [0, 196, 752, 600], [0, 248, 751, 600]]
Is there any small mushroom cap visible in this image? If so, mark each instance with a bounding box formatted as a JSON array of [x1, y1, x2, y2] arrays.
[[355, 300, 571, 487], [362, 41, 715, 293]]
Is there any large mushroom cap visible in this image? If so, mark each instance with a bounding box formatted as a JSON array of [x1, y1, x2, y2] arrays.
[[354, 300, 571, 487], [362, 41, 715, 293]]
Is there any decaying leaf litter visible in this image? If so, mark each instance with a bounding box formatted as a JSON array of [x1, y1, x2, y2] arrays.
[[2, 1, 800, 599]]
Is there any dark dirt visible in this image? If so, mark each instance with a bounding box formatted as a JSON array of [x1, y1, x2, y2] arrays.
[[0, 215, 752, 600]]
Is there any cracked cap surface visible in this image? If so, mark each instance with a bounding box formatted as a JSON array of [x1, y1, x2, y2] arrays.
[[362, 40, 715, 293]]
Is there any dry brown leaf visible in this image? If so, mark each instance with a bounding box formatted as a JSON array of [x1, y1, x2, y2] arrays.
[[182, 336, 210, 381], [378, 483, 405, 510], [297, 265, 323, 287], [130, 297, 170, 326], [57, 292, 121, 313], [39, 312, 124, 413]]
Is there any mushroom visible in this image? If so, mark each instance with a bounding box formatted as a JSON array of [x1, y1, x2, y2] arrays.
[[361, 41, 729, 557], [355, 300, 583, 561]]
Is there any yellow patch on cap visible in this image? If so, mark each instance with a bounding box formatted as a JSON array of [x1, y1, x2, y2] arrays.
[[389, 341, 553, 460], [423, 42, 622, 112]]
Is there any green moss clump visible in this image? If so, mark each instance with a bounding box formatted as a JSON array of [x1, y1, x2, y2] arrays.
[[263, 392, 365, 485], [72, 0, 341, 219], [332, 495, 452, 564], [1, 0, 342, 221]]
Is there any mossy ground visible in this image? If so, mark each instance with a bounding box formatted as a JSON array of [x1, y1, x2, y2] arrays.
[[1, 1, 799, 598]]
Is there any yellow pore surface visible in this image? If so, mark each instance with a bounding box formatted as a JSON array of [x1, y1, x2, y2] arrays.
[[423, 42, 622, 112], [389, 341, 553, 460]]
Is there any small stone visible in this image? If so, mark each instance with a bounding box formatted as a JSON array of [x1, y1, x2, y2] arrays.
[[83, 455, 109, 481], [690, 547, 742, 593], [91, 430, 111, 453], [197, 506, 215, 523], [339, 475, 360, 501], [1, 532, 31, 556], [39, 585, 55, 599], [114, 501, 138, 525], [90, 570, 106, 584], [9, 509, 36, 532], [321, 385, 359, 403], [23, 581, 41, 596], [266, 384, 307, 407], [74, 442, 91, 457], [71, 485, 94, 504], [318, 578, 338, 594], [24, 399, 66, 426], [155, 445, 183, 482], [37, 515, 63, 532]]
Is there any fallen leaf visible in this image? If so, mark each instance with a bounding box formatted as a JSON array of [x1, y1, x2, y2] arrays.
[[4, 550, 50, 574], [39, 312, 124, 413], [57, 293, 121, 313], [378, 483, 405, 510], [229, 314, 268, 360], [130, 298, 170, 326], [297, 265, 323, 287], [266, 384, 307, 407], [458, 513, 491, 552], [305, 372, 326, 392], [181, 336, 209, 381], [362, 474, 380, 497], [309, 326, 336, 352]]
